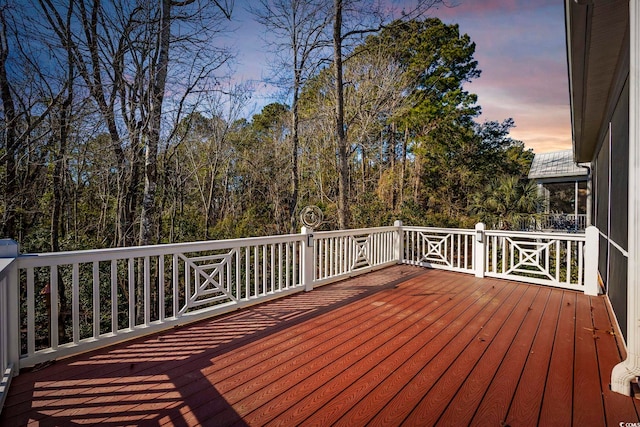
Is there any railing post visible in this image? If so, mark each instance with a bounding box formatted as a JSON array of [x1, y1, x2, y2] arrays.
[[394, 220, 404, 264], [474, 223, 485, 278], [0, 240, 20, 368], [584, 226, 600, 296], [0, 239, 20, 414], [301, 227, 314, 292]]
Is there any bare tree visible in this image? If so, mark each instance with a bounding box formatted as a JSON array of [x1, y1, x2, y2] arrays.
[[37, 0, 233, 246], [0, 5, 18, 238], [251, 0, 331, 231], [333, 0, 348, 227], [49, 2, 75, 253], [342, 44, 406, 198], [37, 0, 134, 245], [331, 0, 445, 228], [0, 2, 72, 242]]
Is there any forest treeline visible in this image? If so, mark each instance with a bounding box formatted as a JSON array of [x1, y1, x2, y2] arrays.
[[0, 0, 538, 254]]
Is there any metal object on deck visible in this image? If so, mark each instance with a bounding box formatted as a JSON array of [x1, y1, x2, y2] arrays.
[[300, 205, 323, 229]]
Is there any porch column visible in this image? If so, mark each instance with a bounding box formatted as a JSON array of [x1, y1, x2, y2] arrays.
[[611, 0, 640, 396]]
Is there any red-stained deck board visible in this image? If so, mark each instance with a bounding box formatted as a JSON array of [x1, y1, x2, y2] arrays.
[[329, 278, 513, 427], [162, 270, 445, 426], [437, 286, 552, 426], [573, 292, 607, 426], [320, 278, 507, 427], [1, 265, 638, 427], [269, 276, 499, 427], [247, 275, 469, 427], [591, 295, 640, 424], [245, 271, 482, 426], [402, 285, 541, 426], [538, 291, 577, 426], [494, 287, 563, 426], [202, 272, 460, 425], [158, 269, 454, 426], [207, 295, 431, 423], [366, 278, 525, 426]]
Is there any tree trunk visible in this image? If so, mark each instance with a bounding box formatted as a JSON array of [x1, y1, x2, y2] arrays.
[[0, 10, 17, 239], [400, 125, 408, 207], [290, 83, 300, 232], [361, 145, 366, 195], [51, 81, 72, 252], [333, 0, 349, 229], [139, 0, 170, 247]]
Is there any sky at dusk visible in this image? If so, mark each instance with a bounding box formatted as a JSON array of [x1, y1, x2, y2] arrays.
[[228, 0, 572, 154]]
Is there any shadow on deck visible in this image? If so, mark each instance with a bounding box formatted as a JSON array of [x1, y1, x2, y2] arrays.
[[1, 265, 639, 426]]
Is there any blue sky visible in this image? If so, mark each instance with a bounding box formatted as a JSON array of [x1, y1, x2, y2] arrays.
[[227, 0, 571, 154]]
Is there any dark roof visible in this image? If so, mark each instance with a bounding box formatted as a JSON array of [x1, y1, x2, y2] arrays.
[[528, 150, 588, 180]]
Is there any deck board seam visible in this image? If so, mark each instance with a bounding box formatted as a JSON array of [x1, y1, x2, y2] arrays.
[[538, 291, 576, 425]]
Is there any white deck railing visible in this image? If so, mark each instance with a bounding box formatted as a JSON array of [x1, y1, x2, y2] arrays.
[[541, 213, 587, 231], [1, 265, 12, 410], [398, 224, 598, 294], [517, 213, 588, 231], [483, 229, 589, 291], [402, 226, 476, 274], [13, 233, 311, 368], [313, 226, 398, 286], [0, 222, 600, 413]]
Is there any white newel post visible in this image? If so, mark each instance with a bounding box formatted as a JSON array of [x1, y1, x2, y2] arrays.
[[584, 226, 600, 296], [612, 0, 640, 396], [394, 220, 404, 264], [0, 239, 20, 378], [301, 227, 314, 292], [474, 223, 485, 278]]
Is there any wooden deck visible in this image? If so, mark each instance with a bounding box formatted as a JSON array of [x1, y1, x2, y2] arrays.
[[1, 265, 639, 426]]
